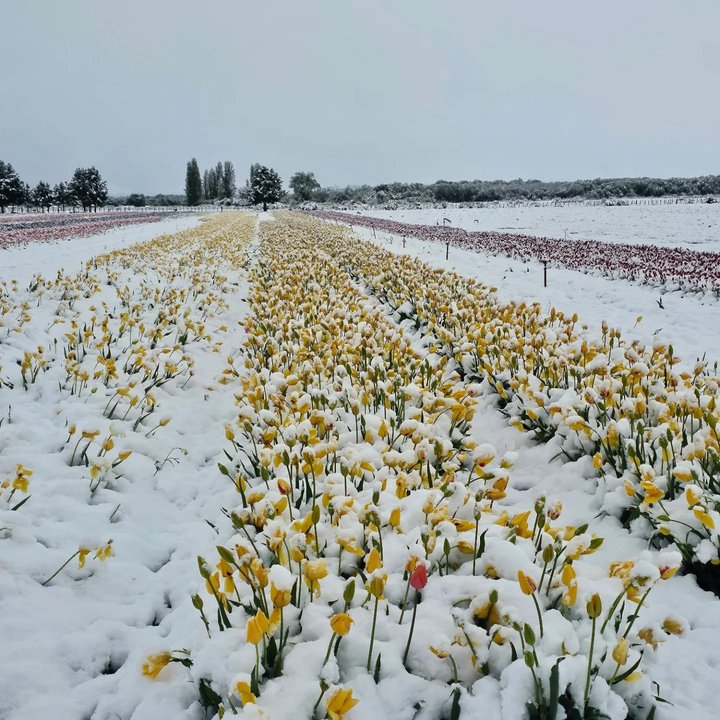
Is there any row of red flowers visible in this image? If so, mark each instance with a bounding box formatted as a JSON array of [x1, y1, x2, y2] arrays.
[[0, 211, 183, 248]]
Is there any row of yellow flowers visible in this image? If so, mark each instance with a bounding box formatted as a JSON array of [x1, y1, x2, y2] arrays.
[[298, 213, 720, 588], [167, 215, 684, 720], [1, 213, 256, 581]]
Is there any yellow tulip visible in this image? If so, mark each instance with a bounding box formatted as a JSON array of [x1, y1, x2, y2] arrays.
[[330, 612, 354, 636], [517, 570, 537, 595], [326, 687, 359, 720], [365, 547, 382, 573]]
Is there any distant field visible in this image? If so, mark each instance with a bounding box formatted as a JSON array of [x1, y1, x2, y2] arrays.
[[364, 202, 720, 250]]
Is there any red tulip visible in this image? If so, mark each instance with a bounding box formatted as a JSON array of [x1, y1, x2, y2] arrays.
[[410, 563, 427, 590]]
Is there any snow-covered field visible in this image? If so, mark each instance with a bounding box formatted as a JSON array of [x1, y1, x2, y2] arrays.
[[350, 225, 720, 370], [364, 202, 720, 251], [2, 210, 720, 720]]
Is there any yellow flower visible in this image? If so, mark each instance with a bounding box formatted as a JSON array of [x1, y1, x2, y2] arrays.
[[561, 563, 576, 586], [326, 687, 359, 720], [338, 538, 365, 556], [612, 638, 629, 665], [389, 508, 401, 528], [562, 581, 577, 607], [330, 612, 354, 637], [640, 480, 664, 506], [586, 593, 602, 619], [367, 574, 386, 599], [304, 559, 329, 583], [694, 507, 715, 529], [235, 680, 256, 705], [662, 617, 684, 636], [246, 609, 270, 645], [270, 583, 291, 608], [95, 541, 113, 561], [517, 570, 537, 595], [78, 546, 91, 568], [365, 547, 382, 573], [142, 651, 171, 679]]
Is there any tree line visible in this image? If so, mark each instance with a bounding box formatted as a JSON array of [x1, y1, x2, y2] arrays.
[[185, 158, 285, 211], [184, 159, 237, 205], [290, 174, 720, 206], [0, 161, 109, 213]]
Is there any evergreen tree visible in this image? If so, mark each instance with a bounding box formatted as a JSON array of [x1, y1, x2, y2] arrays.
[[289, 171, 321, 201], [248, 164, 283, 211], [33, 181, 53, 212], [222, 161, 236, 201], [185, 158, 202, 206], [214, 162, 224, 199], [0, 160, 24, 213], [207, 166, 219, 199], [20, 182, 32, 209], [69, 167, 108, 211], [203, 169, 210, 200], [53, 182, 72, 211]]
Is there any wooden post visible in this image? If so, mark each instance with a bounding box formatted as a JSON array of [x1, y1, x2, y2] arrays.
[[402, 236, 406, 248], [445, 241, 449, 260], [543, 261, 548, 288]]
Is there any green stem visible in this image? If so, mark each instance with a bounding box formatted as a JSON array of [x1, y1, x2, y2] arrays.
[[41, 549, 80, 586], [367, 594, 379, 672], [531, 593, 544, 638], [584, 615, 597, 710], [402, 590, 419, 666]]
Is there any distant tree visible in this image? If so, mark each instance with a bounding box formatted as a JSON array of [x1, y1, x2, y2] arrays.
[[185, 158, 202, 206], [212, 162, 222, 200], [21, 182, 33, 209], [222, 161, 236, 200], [248, 164, 283, 211], [204, 165, 219, 200], [33, 181, 53, 212], [69, 167, 108, 211], [203, 170, 210, 200], [289, 171, 320, 201], [53, 182, 72, 211], [0, 160, 24, 213], [126, 193, 146, 207]]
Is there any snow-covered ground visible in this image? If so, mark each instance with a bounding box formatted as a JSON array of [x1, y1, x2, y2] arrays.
[[0, 215, 200, 285], [363, 203, 720, 251], [0, 214, 254, 719], [350, 225, 720, 370], [2, 210, 719, 720]]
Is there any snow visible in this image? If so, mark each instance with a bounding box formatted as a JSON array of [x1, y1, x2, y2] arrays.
[[363, 202, 720, 251], [348, 223, 720, 369], [0, 215, 201, 285], [1, 208, 719, 720], [0, 213, 253, 719]]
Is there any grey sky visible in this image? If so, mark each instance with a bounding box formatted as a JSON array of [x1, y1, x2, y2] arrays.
[[2, 0, 719, 194]]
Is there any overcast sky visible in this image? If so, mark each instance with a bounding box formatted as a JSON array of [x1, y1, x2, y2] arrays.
[[2, 0, 719, 194]]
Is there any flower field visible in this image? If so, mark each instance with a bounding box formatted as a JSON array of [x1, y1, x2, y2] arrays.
[[1, 212, 719, 720], [0, 210, 188, 248], [308, 210, 720, 295]]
